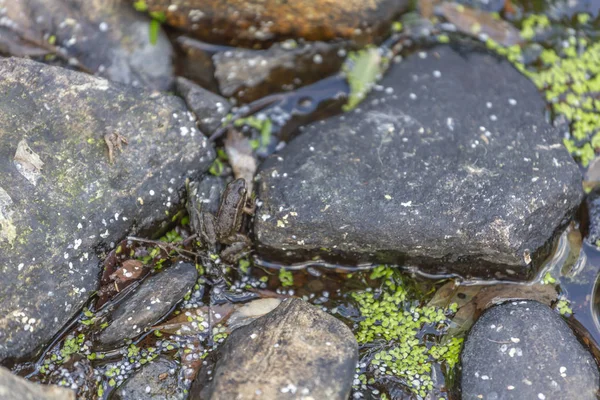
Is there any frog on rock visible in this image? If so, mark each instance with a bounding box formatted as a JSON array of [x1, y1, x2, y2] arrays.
[[188, 178, 253, 263]]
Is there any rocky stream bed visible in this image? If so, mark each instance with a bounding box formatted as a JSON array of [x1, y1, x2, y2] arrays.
[[1, 0, 600, 399]]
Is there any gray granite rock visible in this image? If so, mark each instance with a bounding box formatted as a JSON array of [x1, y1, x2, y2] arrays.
[[175, 77, 230, 135], [193, 298, 357, 400], [0, 0, 173, 90], [462, 301, 600, 400], [255, 45, 583, 280], [97, 262, 197, 348], [111, 356, 184, 400], [0, 57, 214, 361], [0, 366, 74, 400]]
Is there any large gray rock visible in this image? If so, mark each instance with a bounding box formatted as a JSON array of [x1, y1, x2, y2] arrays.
[[0, 0, 173, 90], [97, 262, 198, 348], [193, 298, 357, 399], [255, 45, 583, 280], [462, 301, 600, 399], [0, 57, 214, 362], [0, 366, 74, 400], [112, 356, 184, 400]]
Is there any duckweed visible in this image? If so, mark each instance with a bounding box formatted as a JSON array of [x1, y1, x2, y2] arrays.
[[352, 267, 461, 398], [486, 13, 600, 166]]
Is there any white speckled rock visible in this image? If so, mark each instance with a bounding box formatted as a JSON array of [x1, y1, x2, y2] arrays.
[[0, 57, 214, 362], [462, 301, 599, 400], [191, 298, 357, 400], [255, 45, 583, 280]]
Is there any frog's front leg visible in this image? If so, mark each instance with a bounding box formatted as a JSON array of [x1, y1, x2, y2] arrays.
[[220, 234, 251, 263]]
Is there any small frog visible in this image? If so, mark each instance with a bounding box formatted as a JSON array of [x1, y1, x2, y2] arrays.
[[190, 178, 253, 263]]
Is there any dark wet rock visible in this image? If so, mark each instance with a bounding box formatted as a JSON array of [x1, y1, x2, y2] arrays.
[[0, 0, 173, 90], [462, 301, 600, 399], [213, 41, 346, 103], [175, 77, 230, 135], [193, 298, 357, 400], [255, 45, 583, 280], [111, 356, 183, 400], [585, 188, 600, 246], [0, 366, 74, 400], [0, 57, 214, 361], [144, 0, 409, 47], [173, 37, 220, 94], [97, 262, 197, 348]]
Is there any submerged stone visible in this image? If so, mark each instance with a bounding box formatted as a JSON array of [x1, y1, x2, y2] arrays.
[[212, 41, 346, 103], [0, 0, 173, 90], [461, 301, 599, 399], [0, 57, 214, 361], [97, 262, 197, 348], [0, 366, 75, 400], [192, 298, 357, 399], [255, 45, 583, 279], [112, 356, 183, 400], [143, 0, 409, 47]]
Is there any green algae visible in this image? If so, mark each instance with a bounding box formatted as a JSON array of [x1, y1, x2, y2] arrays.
[[342, 46, 386, 111], [352, 266, 461, 398]]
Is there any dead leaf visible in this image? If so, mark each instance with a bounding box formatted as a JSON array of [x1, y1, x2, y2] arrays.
[[445, 283, 557, 338], [224, 128, 257, 195], [419, 0, 440, 18], [14, 139, 44, 186], [438, 2, 522, 46], [473, 284, 557, 310], [109, 259, 145, 283]]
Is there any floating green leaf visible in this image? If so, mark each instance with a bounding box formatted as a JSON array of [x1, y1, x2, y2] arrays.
[[342, 47, 385, 111]]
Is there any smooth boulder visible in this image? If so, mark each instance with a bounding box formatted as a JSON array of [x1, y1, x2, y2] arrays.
[[255, 45, 583, 280], [461, 301, 600, 399], [0, 57, 214, 361], [0, 366, 74, 400], [194, 298, 358, 399]]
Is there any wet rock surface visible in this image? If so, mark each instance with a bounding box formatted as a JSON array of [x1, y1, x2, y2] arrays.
[[111, 356, 183, 400], [255, 45, 583, 279], [461, 301, 600, 399], [213, 41, 346, 103], [175, 77, 230, 135], [0, 57, 214, 361], [144, 0, 409, 46], [585, 187, 600, 246], [0, 366, 74, 400], [193, 298, 357, 399], [97, 262, 197, 348], [0, 0, 173, 90]]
